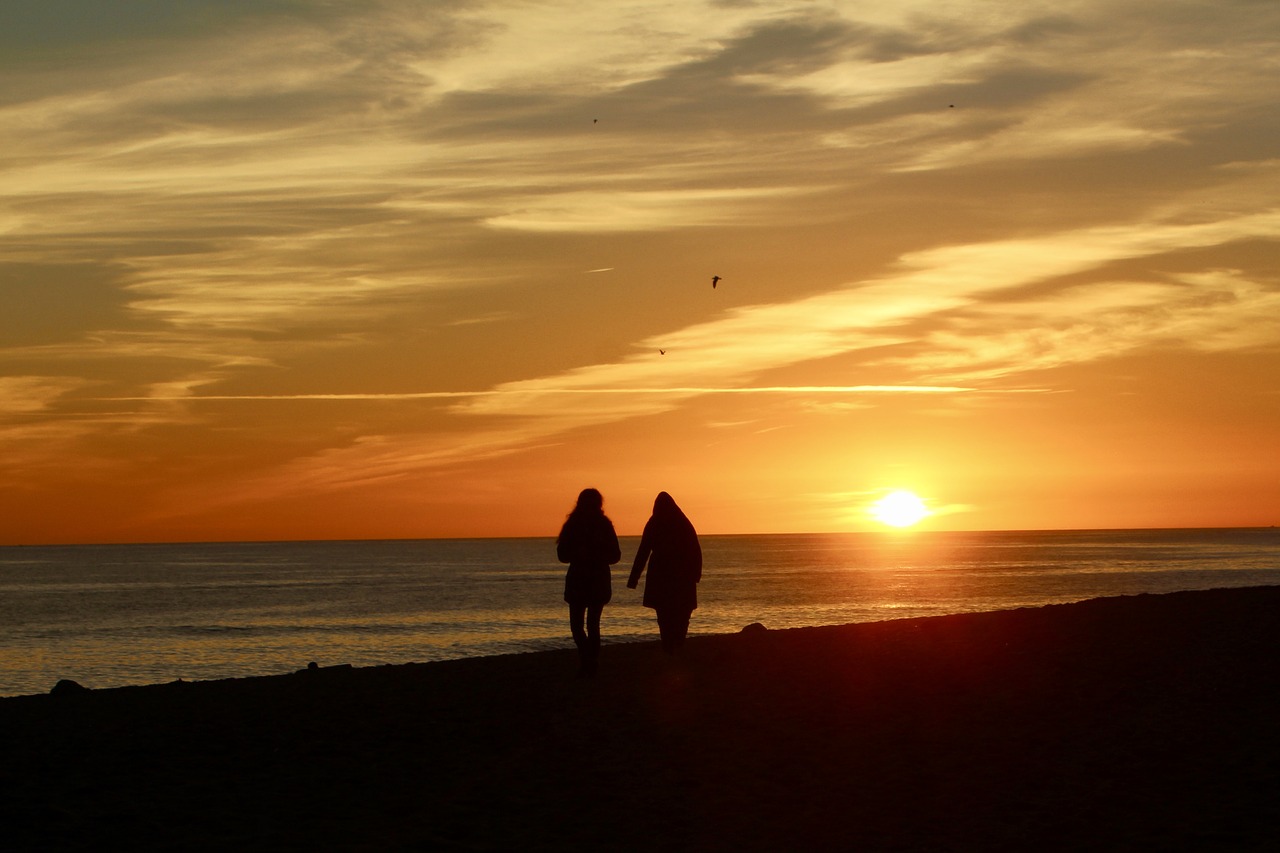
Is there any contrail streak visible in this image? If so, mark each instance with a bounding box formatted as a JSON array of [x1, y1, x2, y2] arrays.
[[97, 385, 1044, 402]]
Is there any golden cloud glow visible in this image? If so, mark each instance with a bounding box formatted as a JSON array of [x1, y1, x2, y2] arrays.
[[2, 0, 1279, 541]]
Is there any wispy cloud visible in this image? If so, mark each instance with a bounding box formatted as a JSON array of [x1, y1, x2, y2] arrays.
[[891, 269, 1280, 381], [0, 376, 88, 415], [102, 384, 983, 402], [200, 203, 1279, 498], [485, 187, 812, 232], [461, 208, 1280, 415], [3, 0, 1279, 536]]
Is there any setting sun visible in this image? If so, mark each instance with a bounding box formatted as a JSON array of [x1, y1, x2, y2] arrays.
[[870, 491, 932, 528], [2, 0, 1279, 546]]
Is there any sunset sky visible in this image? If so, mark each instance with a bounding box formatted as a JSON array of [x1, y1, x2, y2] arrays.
[[3, 0, 1278, 544]]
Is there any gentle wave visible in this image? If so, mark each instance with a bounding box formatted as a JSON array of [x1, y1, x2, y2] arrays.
[[2, 529, 1278, 696]]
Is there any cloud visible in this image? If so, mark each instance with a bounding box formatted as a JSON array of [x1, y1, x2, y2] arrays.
[[891, 270, 1280, 381], [0, 262, 140, 345], [0, 375, 182, 485], [226, 205, 1280, 498], [111, 384, 978, 402], [6, 0, 1267, 337], [0, 376, 87, 415], [461, 207, 1280, 412], [484, 187, 812, 232], [3, 1, 1279, 535]]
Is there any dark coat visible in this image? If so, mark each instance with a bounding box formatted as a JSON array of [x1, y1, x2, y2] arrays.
[[628, 493, 702, 613], [557, 512, 621, 607]]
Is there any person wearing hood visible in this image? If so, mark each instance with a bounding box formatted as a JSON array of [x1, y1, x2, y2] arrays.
[[627, 492, 703, 653], [556, 488, 621, 676]]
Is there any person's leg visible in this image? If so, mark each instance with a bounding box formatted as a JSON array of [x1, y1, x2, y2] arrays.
[[570, 601, 593, 676], [673, 608, 692, 649], [584, 603, 604, 675], [656, 609, 676, 654], [570, 604, 588, 650]]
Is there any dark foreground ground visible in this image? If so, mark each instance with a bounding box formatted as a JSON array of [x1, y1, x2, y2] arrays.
[[3, 586, 1279, 852]]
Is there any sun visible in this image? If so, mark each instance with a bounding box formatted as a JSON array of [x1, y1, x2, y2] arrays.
[[869, 490, 932, 528]]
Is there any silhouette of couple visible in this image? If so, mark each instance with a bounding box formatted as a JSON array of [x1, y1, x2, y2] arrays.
[[556, 489, 702, 676]]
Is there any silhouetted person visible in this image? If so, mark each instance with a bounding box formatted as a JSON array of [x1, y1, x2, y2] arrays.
[[627, 492, 702, 653], [557, 488, 621, 677]]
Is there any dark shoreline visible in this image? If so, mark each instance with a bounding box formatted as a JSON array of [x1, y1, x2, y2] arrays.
[[4, 586, 1279, 851]]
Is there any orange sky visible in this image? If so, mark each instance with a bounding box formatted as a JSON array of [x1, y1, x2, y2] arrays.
[[3, 1, 1279, 544]]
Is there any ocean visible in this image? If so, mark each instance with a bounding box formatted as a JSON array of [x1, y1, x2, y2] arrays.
[[2, 528, 1277, 697]]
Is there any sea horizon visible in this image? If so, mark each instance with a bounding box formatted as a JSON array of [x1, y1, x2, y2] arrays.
[[4, 527, 1279, 698], [6, 522, 1277, 550]]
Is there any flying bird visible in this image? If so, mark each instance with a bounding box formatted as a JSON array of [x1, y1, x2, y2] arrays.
[[660, 349, 666, 355], [711, 275, 721, 288]]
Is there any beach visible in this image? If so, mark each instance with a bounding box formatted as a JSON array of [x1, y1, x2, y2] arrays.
[[3, 585, 1278, 851]]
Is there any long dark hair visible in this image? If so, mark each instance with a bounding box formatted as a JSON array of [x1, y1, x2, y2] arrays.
[[559, 488, 605, 543], [569, 488, 603, 517]]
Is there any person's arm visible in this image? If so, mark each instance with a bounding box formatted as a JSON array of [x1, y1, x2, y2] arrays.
[[556, 522, 574, 564], [627, 532, 651, 589], [606, 521, 622, 565]]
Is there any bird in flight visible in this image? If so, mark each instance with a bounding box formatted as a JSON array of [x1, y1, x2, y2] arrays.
[[711, 275, 721, 288], [659, 349, 666, 355]]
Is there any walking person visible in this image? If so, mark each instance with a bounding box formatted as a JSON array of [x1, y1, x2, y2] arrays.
[[557, 488, 621, 677], [627, 492, 702, 653]]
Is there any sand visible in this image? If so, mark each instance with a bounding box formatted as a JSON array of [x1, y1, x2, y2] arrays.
[[2, 586, 1278, 852]]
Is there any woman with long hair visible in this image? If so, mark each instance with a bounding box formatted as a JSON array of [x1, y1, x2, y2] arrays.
[[556, 488, 621, 676], [627, 492, 702, 653]]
